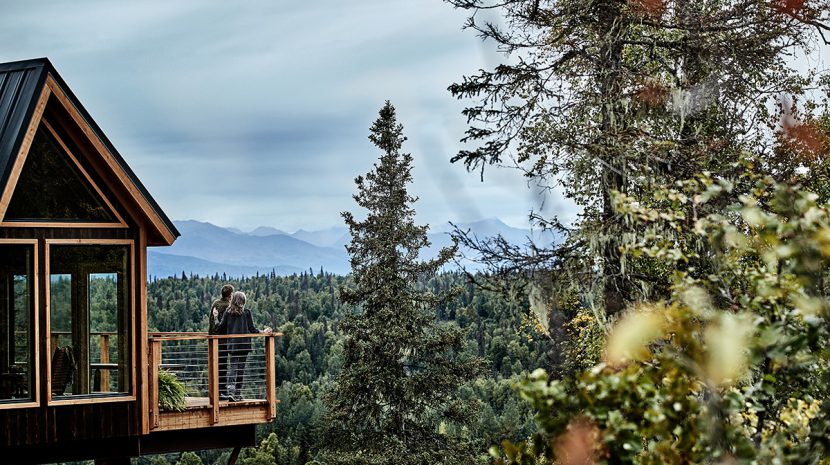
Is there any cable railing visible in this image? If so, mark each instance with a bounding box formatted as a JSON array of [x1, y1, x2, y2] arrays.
[[149, 336, 268, 400], [147, 332, 280, 430]]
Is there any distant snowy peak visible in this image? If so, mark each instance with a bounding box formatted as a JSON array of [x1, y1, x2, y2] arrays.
[[209, 218, 537, 246], [290, 227, 350, 248], [146, 219, 559, 278], [248, 226, 289, 237], [151, 220, 350, 276], [435, 218, 560, 246]]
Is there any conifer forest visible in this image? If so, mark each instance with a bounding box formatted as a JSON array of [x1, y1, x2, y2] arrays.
[[138, 270, 544, 465]]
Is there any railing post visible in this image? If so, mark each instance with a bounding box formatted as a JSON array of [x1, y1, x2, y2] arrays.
[[208, 337, 220, 424], [50, 334, 59, 357], [100, 334, 110, 392], [265, 335, 277, 419], [149, 339, 161, 429]]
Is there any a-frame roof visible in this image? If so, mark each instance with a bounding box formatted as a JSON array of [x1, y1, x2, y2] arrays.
[[0, 57, 179, 245]]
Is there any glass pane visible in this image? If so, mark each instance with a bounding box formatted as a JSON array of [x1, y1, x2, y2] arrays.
[[0, 244, 35, 402], [13, 275, 29, 365], [49, 274, 74, 394], [5, 126, 117, 222], [50, 245, 130, 397], [89, 273, 118, 393]]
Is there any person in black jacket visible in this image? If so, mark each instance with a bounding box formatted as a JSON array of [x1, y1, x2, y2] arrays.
[[209, 284, 234, 400], [212, 291, 271, 402]]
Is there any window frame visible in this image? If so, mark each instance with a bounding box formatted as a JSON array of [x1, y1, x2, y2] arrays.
[[45, 238, 136, 405], [0, 239, 40, 410]]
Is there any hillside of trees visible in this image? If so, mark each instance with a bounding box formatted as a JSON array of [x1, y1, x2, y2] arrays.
[[132, 270, 550, 465]]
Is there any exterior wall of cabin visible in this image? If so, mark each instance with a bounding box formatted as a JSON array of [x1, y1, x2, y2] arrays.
[[0, 66, 161, 446], [0, 225, 148, 446]]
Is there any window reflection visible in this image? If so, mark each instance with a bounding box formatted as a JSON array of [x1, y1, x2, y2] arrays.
[[0, 245, 34, 402], [50, 245, 130, 397]]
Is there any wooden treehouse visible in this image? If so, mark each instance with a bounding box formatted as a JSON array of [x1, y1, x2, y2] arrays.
[[0, 58, 279, 464]]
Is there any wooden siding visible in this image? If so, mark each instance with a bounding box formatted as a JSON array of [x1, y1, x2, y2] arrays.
[[0, 226, 143, 447], [0, 399, 140, 446]]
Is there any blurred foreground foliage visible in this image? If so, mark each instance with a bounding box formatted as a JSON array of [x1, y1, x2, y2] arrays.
[[495, 165, 830, 464]]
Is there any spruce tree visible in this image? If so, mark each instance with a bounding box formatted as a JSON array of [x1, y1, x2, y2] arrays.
[[323, 101, 481, 465]]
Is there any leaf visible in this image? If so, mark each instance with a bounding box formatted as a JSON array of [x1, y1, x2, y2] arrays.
[[705, 313, 754, 386], [605, 305, 666, 366], [681, 286, 713, 316]]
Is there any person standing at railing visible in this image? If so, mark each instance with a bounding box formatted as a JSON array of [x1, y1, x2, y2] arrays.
[[212, 291, 272, 402], [209, 284, 234, 400]]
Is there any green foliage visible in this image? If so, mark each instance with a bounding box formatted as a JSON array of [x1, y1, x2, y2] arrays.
[[447, 0, 830, 322], [175, 452, 204, 465], [494, 169, 830, 463], [559, 306, 604, 374], [444, 1, 830, 461], [143, 455, 174, 465], [237, 433, 278, 465], [459, 376, 537, 454], [157, 369, 187, 412], [321, 102, 484, 465], [144, 269, 542, 464]]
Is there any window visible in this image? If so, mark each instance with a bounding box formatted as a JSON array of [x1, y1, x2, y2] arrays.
[[0, 244, 35, 403], [49, 244, 131, 398], [5, 126, 118, 223]]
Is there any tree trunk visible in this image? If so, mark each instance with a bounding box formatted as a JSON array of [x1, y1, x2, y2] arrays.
[[597, 2, 629, 317]]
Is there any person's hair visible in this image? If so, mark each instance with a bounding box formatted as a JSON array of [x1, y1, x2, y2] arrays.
[[221, 284, 234, 299], [227, 291, 247, 315]]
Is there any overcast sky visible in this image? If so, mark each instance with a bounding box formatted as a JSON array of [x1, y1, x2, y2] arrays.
[[0, 1, 578, 232]]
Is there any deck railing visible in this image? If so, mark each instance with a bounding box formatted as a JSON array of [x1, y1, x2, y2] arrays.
[[50, 330, 121, 393], [147, 332, 280, 430]]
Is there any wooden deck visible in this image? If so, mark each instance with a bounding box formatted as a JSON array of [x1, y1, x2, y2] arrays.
[[148, 333, 280, 433], [154, 396, 278, 432]]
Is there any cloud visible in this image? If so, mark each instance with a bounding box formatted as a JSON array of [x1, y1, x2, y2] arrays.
[[0, 0, 572, 232]]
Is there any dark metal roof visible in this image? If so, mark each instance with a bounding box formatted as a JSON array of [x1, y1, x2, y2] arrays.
[[0, 58, 48, 195], [0, 57, 179, 240]]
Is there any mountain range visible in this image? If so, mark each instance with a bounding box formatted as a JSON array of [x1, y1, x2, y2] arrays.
[[147, 219, 555, 278]]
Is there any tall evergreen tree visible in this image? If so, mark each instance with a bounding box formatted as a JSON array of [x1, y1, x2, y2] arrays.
[[322, 102, 481, 465], [446, 0, 830, 318]]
